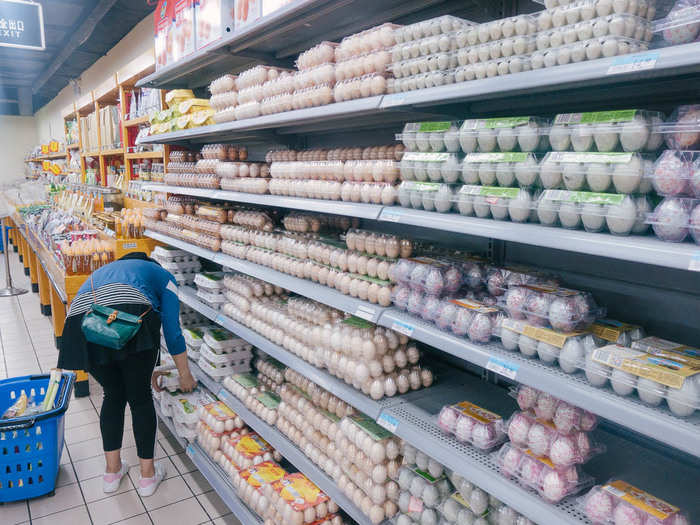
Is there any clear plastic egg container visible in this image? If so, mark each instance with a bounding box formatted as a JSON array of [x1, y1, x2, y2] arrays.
[[530, 36, 649, 70], [209, 74, 237, 95], [549, 110, 665, 152], [461, 34, 536, 64], [224, 432, 276, 469], [335, 23, 401, 62], [236, 65, 289, 91], [333, 75, 387, 102], [220, 177, 270, 195], [293, 63, 336, 89], [654, 0, 700, 45], [534, 13, 652, 52], [194, 271, 224, 291], [173, 418, 198, 441], [213, 107, 236, 124], [585, 342, 700, 417], [178, 229, 222, 252], [397, 181, 458, 213], [203, 327, 246, 351], [345, 229, 411, 258], [210, 91, 238, 111], [335, 51, 392, 81], [390, 32, 458, 62], [196, 288, 227, 308], [195, 159, 220, 174], [504, 411, 604, 467], [157, 370, 182, 393], [580, 482, 691, 525], [297, 41, 338, 71], [196, 419, 236, 456], [237, 84, 265, 105], [453, 53, 532, 81], [395, 15, 474, 44], [337, 181, 399, 205], [437, 401, 506, 450], [536, 0, 656, 22], [388, 50, 459, 78], [198, 353, 251, 380], [233, 100, 261, 120], [291, 84, 335, 109], [263, 472, 332, 525], [511, 385, 599, 433], [216, 161, 268, 179], [539, 151, 654, 192], [437, 298, 501, 343], [494, 442, 594, 503], [197, 400, 244, 433], [199, 342, 253, 365], [459, 121, 549, 153], [262, 70, 296, 98], [390, 257, 456, 294], [386, 70, 457, 94], [338, 415, 401, 465], [646, 197, 700, 243], [660, 105, 700, 150], [232, 461, 287, 516], [398, 124, 462, 153]]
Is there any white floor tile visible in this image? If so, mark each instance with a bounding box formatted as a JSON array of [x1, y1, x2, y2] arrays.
[[80, 470, 135, 503], [212, 514, 242, 525], [73, 455, 107, 481], [1, 500, 29, 525], [28, 482, 85, 519], [113, 513, 152, 525], [88, 489, 146, 525], [30, 504, 92, 525], [182, 470, 212, 496], [148, 497, 209, 525], [55, 463, 78, 487], [65, 421, 102, 444], [68, 436, 105, 462], [170, 452, 196, 475], [197, 490, 230, 520], [141, 476, 193, 511]]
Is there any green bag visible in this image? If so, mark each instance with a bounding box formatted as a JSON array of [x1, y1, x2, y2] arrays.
[[80, 276, 151, 350]]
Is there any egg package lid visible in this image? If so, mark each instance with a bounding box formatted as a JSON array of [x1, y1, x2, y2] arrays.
[[531, 36, 649, 72], [437, 400, 506, 450], [468, 14, 538, 46], [390, 256, 459, 296], [335, 22, 402, 60], [229, 432, 274, 460], [499, 284, 603, 332], [537, 0, 656, 18], [591, 319, 644, 344], [645, 197, 700, 244], [439, 491, 490, 523], [203, 327, 248, 350], [654, 1, 700, 43], [194, 271, 225, 290], [240, 460, 287, 490], [494, 442, 594, 503], [579, 480, 690, 525], [197, 354, 251, 379], [459, 118, 550, 150], [395, 15, 475, 44], [340, 413, 397, 463], [651, 150, 700, 197], [268, 472, 330, 511], [202, 401, 240, 426], [500, 316, 590, 351], [483, 264, 560, 295], [549, 110, 664, 153], [504, 410, 605, 466], [196, 289, 228, 305], [200, 342, 253, 364], [592, 342, 700, 392], [510, 385, 599, 433]]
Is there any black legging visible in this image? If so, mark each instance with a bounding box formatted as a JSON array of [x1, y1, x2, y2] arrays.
[[89, 347, 159, 459]]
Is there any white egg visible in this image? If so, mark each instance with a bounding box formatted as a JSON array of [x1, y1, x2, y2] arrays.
[[519, 334, 539, 357], [611, 368, 637, 396], [606, 196, 637, 235], [667, 377, 699, 417], [559, 338, 585, 374], [637, 377, 667, 406], [581, 203, 606, 233]]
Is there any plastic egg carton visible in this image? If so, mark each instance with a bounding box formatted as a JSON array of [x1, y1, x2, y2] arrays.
[[504, 412, 604, 467], [233, 100, 261, 120], [387, 69, 456, 94], [388, 50, 459, 78], [652, 150, 700, 198], [198, 354, 251, 381], [297, 41, 338, 71], [345, 229, 410, 258], [654, 0, 700, 45], [224, 432, 277, 469], [534, 12, 652, 52], [391, 32, 457, 63], [536, 0, 656, 22], [398, 123, 462, 153], [237, 84, 265, 105], [216, 161, 268, 179], [335, 23, 401, 62], [213, 107, 236, 124], [579, 480, 690, 525], [152, 245, 196, 262], [231, 461, 287, 517], [290, 84, 335, 110], [209, 74, 237, 96], [495, 442, 594, 502], [292, 63, 336, 90], [457, 34, 537, 65], [196, 419, 237, 457], [512, 385, 599, 433], [530, 36, 649, 70], [437, 401, 506, 450], [459, 15, 538, 48], [194, 272, 224, 291], [454, 185, 538, 223], [455, 52, 533, 81], [458, 119, 550, 153], [199, 343, 252, 366], [210, 90, 238, 111], [396, 181, 457, 213], [263, 472, 333, 525], [260, 91, 293, 115], [196, 289, 227, 308], [333, 75, 387, 102], [335, 51, 392, 81], [220, 177, 270, 194], [427, 296, 500, 344], [499, 317, 598, 373], [549, 110, 664, 152], [584, 342, 700, 417], [395, 15, 474, 44], [534, 190, 652, 235], [236, 65, 289, 91], [173, 418, 198, 441], [198, 400, 244, 433]]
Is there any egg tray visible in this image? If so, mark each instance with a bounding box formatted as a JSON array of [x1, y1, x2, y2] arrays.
[[199, 342, 253, 365], [220, 177, 270, 195], [536, 0, 656, 21], [654, 2, 700, 46], [395, 14, 475, 44], [197, 354, 252, 380], [530, 35, 648, 70]]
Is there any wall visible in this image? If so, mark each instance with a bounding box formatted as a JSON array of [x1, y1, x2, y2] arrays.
[[0, 116, 38, 184], [34, 12, 154, 143]]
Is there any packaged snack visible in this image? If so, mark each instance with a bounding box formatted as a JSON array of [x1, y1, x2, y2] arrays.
[[437, 401, 506, 450], [580, 480, 690, 525]]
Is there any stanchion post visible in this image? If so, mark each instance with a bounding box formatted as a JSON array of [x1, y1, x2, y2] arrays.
[[0, 217, 27, 297]]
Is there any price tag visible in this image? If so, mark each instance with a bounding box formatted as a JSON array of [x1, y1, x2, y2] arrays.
[[379, 208, 403, 223], [376, 412, 399, 433], [689, 253, 700, 272], [391, 320, 414, 337], [354, 305, 377, 322], [186, 444, 195, 459], [121, 241, 137, 249], [607, 51, 659, 75], [382, 94, 406, 108], [486, 357, 519, 380]]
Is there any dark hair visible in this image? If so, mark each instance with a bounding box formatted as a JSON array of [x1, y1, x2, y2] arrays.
[[118, 251, 161, 267]]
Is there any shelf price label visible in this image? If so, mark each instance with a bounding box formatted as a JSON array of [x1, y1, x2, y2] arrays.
[[486, 357, 519, 380], [391, 320, 414, 337], [379, 208, 403, 223], [215, 313, 227, 325], [689, 252, 700, 272], [186, 444, 195, 459], [607, 51, 659, 75], [354, 305, 378, 322], [376, 412, 399, 433], [382, 94, 407, 108]]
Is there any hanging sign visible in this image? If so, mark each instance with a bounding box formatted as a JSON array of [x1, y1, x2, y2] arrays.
[[0, 0, 45, 50]]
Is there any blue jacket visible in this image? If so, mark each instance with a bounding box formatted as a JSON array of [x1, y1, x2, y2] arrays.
[[75, 259, 186, 355]]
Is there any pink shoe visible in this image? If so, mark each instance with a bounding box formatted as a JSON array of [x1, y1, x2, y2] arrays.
[[103, 461, 128, 493], [137, 464, 166, 497]]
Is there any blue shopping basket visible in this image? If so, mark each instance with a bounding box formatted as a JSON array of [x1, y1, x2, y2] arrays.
[[0, 372, 75, 502]]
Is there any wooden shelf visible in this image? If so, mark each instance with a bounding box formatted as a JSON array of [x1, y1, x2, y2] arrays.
[[81, 151, 100, 157], [30, 152, 68, 161], [100, 148, 124, 156], [67, 143, 80, 150], [125, 151, 163, 160], [124, 115, 150, 128]]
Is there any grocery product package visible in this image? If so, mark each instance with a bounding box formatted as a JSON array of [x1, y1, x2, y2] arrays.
[[234, 0, 261, 29], [173, 0, 196, 62], [195, 0, 235, 50], [155, 0, 174, 70]]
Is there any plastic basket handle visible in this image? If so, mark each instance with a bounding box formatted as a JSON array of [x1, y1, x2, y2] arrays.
[[0, 418, 36, 431]]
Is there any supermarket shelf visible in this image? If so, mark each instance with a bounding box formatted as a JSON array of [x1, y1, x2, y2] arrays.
[[378, 310, 700, 459], [154, 400, 188, 450], [145, 230, 388, 321], [124, 115, 150, 128], [81, 151, 100, 157], [186, 441, 263, 525], [100, 148, 124, 156], [217, 388, 383, 525], [135, 0, 468, 90], [125, 151, 164, 160], [141, 183, 384, 219], [189, 359, 223, 396], [177, 285, 392, 419], [376, 207, 700, 272], [67, 143, 80, 150], [29, 152, 67, 161]]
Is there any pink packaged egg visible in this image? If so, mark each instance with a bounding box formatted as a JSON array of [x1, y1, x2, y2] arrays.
[[651, 150, 700, 197], [437, 400, 506, 450], [664, 105, 700, 150], [448, 298, 500, 343], [580, 481, 690, 525], [510, 385, 598, 433], [647, 197, 698, 243]]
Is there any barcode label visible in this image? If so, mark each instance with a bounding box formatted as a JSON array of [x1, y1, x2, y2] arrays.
[[607, 52, 659, 75], [380, 209, 402, 223], [486, 357, 519, 380]]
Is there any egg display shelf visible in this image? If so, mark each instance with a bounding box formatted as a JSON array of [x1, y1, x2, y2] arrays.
[[151, 231, 700, 459], [141, 183, 385, 220], [154, 399, 189, 450]]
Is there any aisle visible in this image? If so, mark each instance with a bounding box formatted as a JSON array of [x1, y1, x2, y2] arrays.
[[0, 249, 241, 525]]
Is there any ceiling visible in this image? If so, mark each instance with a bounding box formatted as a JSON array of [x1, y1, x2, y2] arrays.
[[0, 0, 154, 116]]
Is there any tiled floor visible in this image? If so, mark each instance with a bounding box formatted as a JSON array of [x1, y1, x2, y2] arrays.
[[0, 245, 242, 525]]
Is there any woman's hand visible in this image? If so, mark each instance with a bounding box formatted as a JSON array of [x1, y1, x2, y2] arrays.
[[151, 371, 168, 392], [178, 370, 197, 392]]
